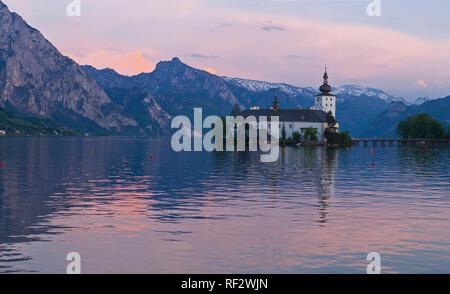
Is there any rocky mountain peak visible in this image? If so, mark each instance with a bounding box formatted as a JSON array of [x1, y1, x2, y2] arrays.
[[153, 57, 192, 76], [0, 0, 137, 132], [387, 101, 409, 112]]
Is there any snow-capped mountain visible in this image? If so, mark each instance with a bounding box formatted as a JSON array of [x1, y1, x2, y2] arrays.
[[414, 97, 430, 105], [334, 85, 410, 104], [223, 78, 409, 105], [223, 77, 317, 97]]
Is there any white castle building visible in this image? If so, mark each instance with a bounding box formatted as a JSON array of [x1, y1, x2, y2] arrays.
[[240, 68, 339, 142]]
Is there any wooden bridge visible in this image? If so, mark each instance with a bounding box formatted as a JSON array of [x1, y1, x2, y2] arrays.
[[352, 138, 450, 147]]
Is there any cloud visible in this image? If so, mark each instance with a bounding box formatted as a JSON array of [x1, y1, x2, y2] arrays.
[[261, 20, 286, 31], [5, 0, 450, 98], [202, 68, 217, 74], [415, 80, 428, 87], [70, 51, 154, 75], [189, 53, 220, 59], [283, 54, 302, 59], [261, 25, 285, 31]]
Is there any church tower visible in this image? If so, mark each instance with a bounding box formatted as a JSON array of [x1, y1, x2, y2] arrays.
[[314, 68, 336, 118]]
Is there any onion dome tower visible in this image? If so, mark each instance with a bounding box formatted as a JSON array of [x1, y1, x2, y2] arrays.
[[272, 96, 280, 112], [319, 68, 332, 94], [314, 67, 336, 117]]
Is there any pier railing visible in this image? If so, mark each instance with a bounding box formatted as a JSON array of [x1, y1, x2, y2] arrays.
[[351, 138, 450, 146]]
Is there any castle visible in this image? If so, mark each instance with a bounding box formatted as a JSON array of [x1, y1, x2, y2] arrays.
[[240, 69, 339, 142]]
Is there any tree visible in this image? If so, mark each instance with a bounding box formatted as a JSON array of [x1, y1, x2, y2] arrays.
[[397, 113, 446, 139], [397, 115, 414, 138], [303, 127, 318, 142], [292, 131, 302, 143], [325, 111, 337, 132], [230, 104, 241, 117], [324, 129, 352, 147]]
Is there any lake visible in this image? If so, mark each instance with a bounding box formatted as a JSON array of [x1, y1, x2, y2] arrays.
[[0, 137, 449, 273]]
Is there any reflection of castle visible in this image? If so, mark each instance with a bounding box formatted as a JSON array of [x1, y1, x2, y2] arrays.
[[317, 148, 338, 225], [241, 69, 339, 142]]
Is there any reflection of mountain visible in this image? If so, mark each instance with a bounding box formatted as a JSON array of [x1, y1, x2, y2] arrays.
[[0, 138, 150, 241], [0, 138, 228, 249], [0, 137, 165, 272], [1, 138, 449, 273]]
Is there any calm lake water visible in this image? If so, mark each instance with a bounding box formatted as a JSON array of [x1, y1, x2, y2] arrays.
[[0, 137, 449, 273]]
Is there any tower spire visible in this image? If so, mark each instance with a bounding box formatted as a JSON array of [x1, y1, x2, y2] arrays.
[[323, 67, 328, 84], [319, 67, 331, 94], [272, 95, 279, 112]]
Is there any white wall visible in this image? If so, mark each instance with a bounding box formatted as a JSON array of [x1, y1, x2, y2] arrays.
[[314, 95, 336, 117], [273, 122, 325, 142]]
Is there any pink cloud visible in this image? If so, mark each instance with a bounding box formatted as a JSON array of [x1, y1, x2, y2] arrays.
[[69, 51, 155, 75], [415, 80, 428, 88]]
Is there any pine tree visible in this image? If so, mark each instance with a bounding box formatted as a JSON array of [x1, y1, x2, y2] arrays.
[[230, 104, 241, 117]]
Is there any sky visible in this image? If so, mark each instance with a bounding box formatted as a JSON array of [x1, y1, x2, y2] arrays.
[[3, 0, 450, 100]]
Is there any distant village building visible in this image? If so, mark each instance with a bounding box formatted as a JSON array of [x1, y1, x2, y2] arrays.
[[240, 68, 339, 142]]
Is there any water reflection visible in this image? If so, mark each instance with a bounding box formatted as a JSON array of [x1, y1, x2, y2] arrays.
[[0, 137, 449, 273]]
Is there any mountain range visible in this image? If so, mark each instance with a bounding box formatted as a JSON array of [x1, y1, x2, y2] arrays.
[[83, 60, 450, 137], [0, 1, 448, 138]]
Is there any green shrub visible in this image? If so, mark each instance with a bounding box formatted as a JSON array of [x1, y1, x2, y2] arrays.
[[324, 129, 351, 147], [303, 127, 318, 142], [292, 131, 301, 143]]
